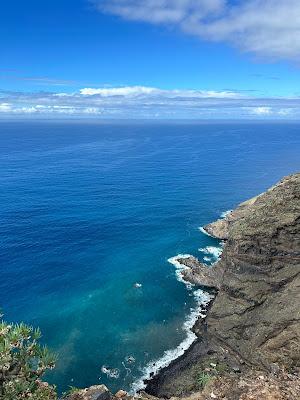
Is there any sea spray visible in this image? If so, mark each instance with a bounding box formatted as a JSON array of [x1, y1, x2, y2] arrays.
[[198, 245, 223, 263]]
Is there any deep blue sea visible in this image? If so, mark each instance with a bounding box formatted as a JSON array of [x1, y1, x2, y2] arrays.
[[1, 121, 299, 393]]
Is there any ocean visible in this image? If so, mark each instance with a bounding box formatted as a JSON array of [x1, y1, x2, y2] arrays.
[[1, 121, 299, 394]]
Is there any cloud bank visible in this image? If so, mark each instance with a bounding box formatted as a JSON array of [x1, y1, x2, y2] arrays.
[[93, 0, 300, 61], [0, 86, 299, 119]]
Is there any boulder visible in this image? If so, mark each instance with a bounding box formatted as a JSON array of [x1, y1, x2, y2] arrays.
[[65, 385, 113, 400]]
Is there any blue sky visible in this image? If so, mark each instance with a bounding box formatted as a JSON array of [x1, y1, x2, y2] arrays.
[[1, 0, 300, 119]]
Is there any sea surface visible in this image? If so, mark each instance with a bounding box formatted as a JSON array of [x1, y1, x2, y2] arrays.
[[1, 121, 299, 393]]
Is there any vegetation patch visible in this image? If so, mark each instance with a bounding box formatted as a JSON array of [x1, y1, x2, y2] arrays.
[[0, 312, 57, 400]]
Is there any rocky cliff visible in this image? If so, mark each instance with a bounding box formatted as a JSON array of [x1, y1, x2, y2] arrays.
[[68, 174, 300, 400], [145, 173, 300, 398]]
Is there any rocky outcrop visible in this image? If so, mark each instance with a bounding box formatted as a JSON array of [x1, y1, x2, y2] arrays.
[[203, 218, 230, 240], [146, 173, 300, 398], [207, 173, 300, 370], [203, 194, 261, 240], [64, 385, 114, 400], [176, 256, 221, 289]]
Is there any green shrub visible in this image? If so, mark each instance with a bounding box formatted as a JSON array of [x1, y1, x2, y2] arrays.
[[0, 312, 57, 399], [197, 372, 212, 389]]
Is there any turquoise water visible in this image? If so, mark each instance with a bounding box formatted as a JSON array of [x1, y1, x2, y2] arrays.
[[1, 121, 299, 393]]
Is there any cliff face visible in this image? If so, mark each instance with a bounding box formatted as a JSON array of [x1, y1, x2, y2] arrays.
[[145, 173, 300, 398], [207, 173, 300, 370]]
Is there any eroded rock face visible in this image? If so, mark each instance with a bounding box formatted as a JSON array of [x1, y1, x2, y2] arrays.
[[207, 173, 300, 369], [203, 218, 230, 240], [177, 256, 221, 289], [146, 173, 300, 398]]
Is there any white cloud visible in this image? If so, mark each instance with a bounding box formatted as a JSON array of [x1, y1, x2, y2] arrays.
[[0, 86, 299, 119], [245, 106, 296, 117], [0, 103, 12, 112], [80, 86, 158, 96], [250, 106, 273, 115], [94, 0, 300, 60], [80, 86, 240, 99], [0, 101, 104, 116], [97, 0, 225, 24]]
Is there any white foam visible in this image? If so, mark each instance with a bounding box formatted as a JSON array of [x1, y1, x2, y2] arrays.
[[130, 250, 220, 393], [167, 254, 194, 289], [131, 288, 213, 393], [199, 246, 223, 260], [198, 226, 212, 237], [132, 212, 230, 391], [101, 366, 120, 379], [134, 283, 142, 288], [220, 209, 233, 219]]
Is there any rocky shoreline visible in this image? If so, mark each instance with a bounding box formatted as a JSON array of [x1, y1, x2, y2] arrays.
[[67, 173, 300, 400], [145, 173, 300, 398]]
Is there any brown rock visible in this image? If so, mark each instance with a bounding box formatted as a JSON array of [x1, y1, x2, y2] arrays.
[[177, 256, 221, 289], [65, 385, 113, 400], [115, 390, 127, 398], [207, 173, 300, 369]]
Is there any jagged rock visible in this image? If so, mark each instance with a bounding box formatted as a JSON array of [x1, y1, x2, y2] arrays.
[[203, 218, 230, 240], [177, 256, 220, 289], [65, 385, 113, 400], [115, 390, 127, 398]]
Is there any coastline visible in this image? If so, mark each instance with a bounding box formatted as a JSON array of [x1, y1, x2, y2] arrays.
[[64, 173, 300, 400], [132, 220, 225, 393], [131, 284, 214, 393], [144, 287, 218, 396], [142, 173, 300, 398]]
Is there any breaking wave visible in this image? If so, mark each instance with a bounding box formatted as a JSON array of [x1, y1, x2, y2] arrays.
[[198, 245, 223, 263], [220, 209, 233, 218], [167, 254, 195, 289], [131, 285, 213, 393], [131, 211, 228, 393]]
